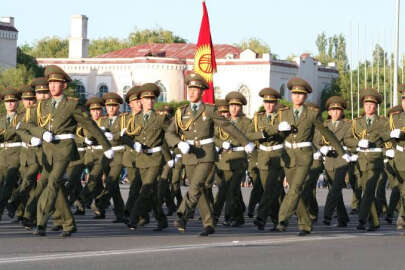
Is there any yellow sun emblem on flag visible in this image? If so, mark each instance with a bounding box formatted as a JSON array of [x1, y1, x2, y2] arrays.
[[194, 44, 213, 83]]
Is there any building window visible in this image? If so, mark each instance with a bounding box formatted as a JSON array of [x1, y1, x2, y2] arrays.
[[122, 85, 131, 112], [76, 83, 87, 102], [155, 80, 167, 102], [214, 86, 222, 99], [238, 85, 251, 116], [280, 83, 286, 98], [98, 84, 108, 97]]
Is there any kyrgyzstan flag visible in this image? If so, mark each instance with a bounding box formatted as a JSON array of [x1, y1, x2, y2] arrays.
[[194, 0, 216, 104]]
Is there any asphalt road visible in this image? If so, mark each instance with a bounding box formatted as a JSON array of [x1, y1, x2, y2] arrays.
[[0, 187, 404, 270]]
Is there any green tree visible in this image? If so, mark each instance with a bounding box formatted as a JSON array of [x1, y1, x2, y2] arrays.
[[89, 38, 130, 57], [128, 27, 187, 46], [17, 44, 44, 76], [27, 37, 69, 58], [0, 65, 35, 91], [236, 38, 272, 56]]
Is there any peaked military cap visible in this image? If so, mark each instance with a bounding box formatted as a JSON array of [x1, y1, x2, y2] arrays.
[[2, 88, 20, 102], [139, 83, 160, 98], [360, 88, 382, 104], [44, 65, 72, 83], [259, 87, 281, 102], [102, 92, 123, 105], [287, 77, 312, 94], [326, 96, 346, 110], [225, 91, 247, 106], [86, 96, 104, 110], [125, 86, 141, 103], [20, 85, 36, 99], [31, 77, 49, 92], [185, 72, 209, 90], [215, 99, 229, 112]]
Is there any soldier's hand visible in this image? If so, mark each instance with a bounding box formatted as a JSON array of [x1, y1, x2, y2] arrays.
[[350, 154, 358, 162], [133, 142, 142, 153], [120, 128, 127, 137], [30, 137, 42, 147], [222, 141, 231, 150], [341, 153, 351, 163], [104, 148, 114, 159], [167, 160, 174, 168], [313, 151, 322, 160], [42, 131, 54, 143], [278, 121, 291, 132], [385, 149, 395, 159], [244, 142, 255, 153], [215, 146, 220, 153], [174, 154, 181, 164], [178, 141, 190, 154], [84, 137, 93, 145], [15, 121, 21, 130], [319, 146, 330, 156], [104, 132, 113, 141], [390, 129, 401, 139], [358, 139, 369, 148]]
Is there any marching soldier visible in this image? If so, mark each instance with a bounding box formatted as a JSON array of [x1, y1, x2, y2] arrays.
[[275, 77, 349, 236], [165, 72, 254, 236], [21, 65, 113, 236]]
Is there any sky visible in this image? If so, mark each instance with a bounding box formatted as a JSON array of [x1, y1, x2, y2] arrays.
[[3, 0, 404, 63]]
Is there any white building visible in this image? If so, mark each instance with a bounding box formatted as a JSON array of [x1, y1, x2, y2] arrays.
[[0, 17, 18, 69], [38, 15, 338, 116]]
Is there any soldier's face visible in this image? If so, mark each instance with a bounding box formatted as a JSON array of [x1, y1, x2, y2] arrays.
[[141, 97, 155, 112], [90, 108, 102, 121], [220, 111, 230, 118], [129, 99, 142, 114], [187, 87, 203, 103], [328, 109, 344, 121], [363, 102, 377, 116], [49, 81, 67, 97], [22, 98, 36, 108], [229, 104, 242, 118], [291, 93, 307, 106], [263, 101, 277, 113], [5, 101, 18, 112], [106, 104, 119, 117], [402, 98, 405, 111], [36, 92, 50, 101]]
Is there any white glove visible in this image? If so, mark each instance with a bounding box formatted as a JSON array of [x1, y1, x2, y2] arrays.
[[222, 141, 231, 150], [178, 141, 190, 154], [215, 146, 220, 152], [42, 131, 54, 143], [174, 155, 181, 163], [30, 137, 41, 147], [100, 126, 106, 131], [313, 151, 322, 160], [167, 160, 174, 168], [104, 132, 113, 141], [103, 148, 114, 159], [350, 154, 358, 162], [358, 139, 369, 148], [244, 142, 255, 153], [385, 149, 395, 159], [120, 128, 127, 137], [133, 142, 142, 153], [15, 122, 21, 130], [342, 153, 351, 163], [278, 121, 292, 132], [390, 129, 401, 139], [84, 137, 93, 146], [320, 146, 330, 156]]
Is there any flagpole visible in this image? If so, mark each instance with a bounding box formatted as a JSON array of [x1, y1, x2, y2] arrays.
[[384, 29, 387, 116], [364, 25, 367, 89], [350, 21, 354, 119], [357, 24, 360, 116], [393, 0, 400, 105]]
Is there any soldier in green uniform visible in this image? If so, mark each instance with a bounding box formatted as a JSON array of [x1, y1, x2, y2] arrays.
[[94, 92, 128, 222], [275, 77, 350, 236], [74, 97, 108, 216], [352, 88, 390, 231], [166, 72, 254, 236], [0, 89, 23, 221], [314, 96, 353, 227], [247, 88, 285, 231], [388, 86, 405, 230], [213, 92, 251, 227], [126, 83, 172, 231], [21, 65, 113, 236], [7, 86, 40, 222]]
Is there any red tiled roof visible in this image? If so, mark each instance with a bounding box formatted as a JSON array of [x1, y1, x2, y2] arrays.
[[96, 43, 241, 59], [0, 25, 18, 32]]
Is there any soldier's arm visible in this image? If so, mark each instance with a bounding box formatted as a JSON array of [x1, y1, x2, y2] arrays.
[[313, 113, 345, 156], [161, 140, 172, 163], [312, 129, 322, 149], [73, 104, 111, 150], [165, 120, 181, 148], [380, 118, 391, 142], [342, 120, 357, 149], [213, 114, 249, 145]]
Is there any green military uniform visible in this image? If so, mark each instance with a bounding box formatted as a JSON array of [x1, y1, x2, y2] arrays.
[[22, 65, 112, 236], [246, 88, 285, 230], [94, 93, 127, 222], [313, 96, 353, 226], [388, 86, 405, 230], [166, 72, 251, 236], [276, 77, 347, 235], [0, 89, 22, 220], [127, 83, 171, 231], [352, 89, 390, 230], [213, 93, 251, 227]]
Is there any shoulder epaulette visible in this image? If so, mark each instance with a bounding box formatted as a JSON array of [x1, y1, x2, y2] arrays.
[[67, 96, 79, 101], [308, 106, 319, 112], [279, 106, 289, 111], [256, 111, 265, 115]]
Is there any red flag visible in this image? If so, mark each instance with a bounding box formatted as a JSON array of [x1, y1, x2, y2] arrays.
[[194, 0, 216, 104]]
